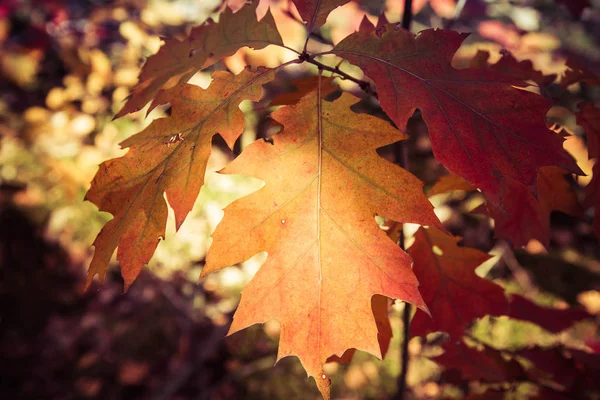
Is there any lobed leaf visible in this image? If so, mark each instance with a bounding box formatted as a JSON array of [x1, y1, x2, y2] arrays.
[[577, 102, 600, 160], [115, 1, 283, 118], [507, 295, 592, 333], [292, 0, 350, 32], [86, 68, 276, 290], [202, 76, 442, 397], [409, 227, 507, 338], [333, 23, 580, 211], [435, 340, 525, 383], [490, 166, 582, 247]]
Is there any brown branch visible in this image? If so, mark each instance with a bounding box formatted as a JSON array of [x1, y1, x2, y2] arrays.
[[394, 3, 414, 399], [401, 0, 414, 32], [300, 52, 378, 98], [393, 142, 412, 400]]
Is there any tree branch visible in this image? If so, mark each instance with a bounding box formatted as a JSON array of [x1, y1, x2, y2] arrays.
[[401, 0, 414, 32], [300, 52, 378, 98], [394, 3, 414, 399]]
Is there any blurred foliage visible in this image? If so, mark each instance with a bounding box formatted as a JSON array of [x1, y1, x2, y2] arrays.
[[0, 0, 599, 399]]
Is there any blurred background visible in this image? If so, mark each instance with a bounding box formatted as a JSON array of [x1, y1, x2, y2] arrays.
[[1, 0, 599, 399]]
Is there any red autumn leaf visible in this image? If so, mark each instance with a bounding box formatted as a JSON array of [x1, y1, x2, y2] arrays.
[[434, 339, 525, 382], [586, 163, 600, 241], [115, 2, 282, 118], [427, 167, 581, 247], [529, 387, 575, 400], [408, 227, 507, 338], [332, 23, 579, 208], [506, 294, 592, 333], [517, 346, 600, 394], [291, 0, 350, 31], [490, 166, 582, 247], [291, 0, 432, 33], [201, 77, 442, 397], [470, 50, 556, 87], [446, 389, 505, 400], [85, 68, 276, 290], [569, 348, 600, 391], [577, 102, 600, 160], [517, 346, 578, 390]]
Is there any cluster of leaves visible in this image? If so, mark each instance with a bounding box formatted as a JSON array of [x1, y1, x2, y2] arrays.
[[84, 0, 600, 398]]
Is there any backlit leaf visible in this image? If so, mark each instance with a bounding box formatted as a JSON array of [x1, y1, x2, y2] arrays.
[[333, 24, 579, 208], [408, 227, 507, 338], [202, 76, 442, 397], [115, 2, 283, 118], [86, 68, 276, 290]]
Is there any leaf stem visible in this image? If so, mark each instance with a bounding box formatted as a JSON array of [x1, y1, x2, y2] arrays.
[[301, 53, 377, 97]]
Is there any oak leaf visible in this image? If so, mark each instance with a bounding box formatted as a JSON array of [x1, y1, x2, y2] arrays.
[[292, 0, 350, 32], [86, 68, 276, 290], [408, 227, 507, 338], [427, 173, 475, 197], [325, 294, 392, 364], [435, 340, 525, 383], [506, 294, 592, 333], [560, 57, 600, 88], [201, 77, 441, 397], [470, 50, 556, 87], [586, 163, 600, 242], [490, 166, 582, 247], [115, 2, 282, 118], [577, 102, 600, 160], [518, 346, 578, 390], [333, 24, 579, 207]]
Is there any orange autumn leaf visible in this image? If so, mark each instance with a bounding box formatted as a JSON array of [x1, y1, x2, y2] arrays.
[[86, 68, 276, 290], [115, 1, 282, 118], [427, 173, 476, 197], [326, 294, 392, 364], [201, 76, 442, 397]]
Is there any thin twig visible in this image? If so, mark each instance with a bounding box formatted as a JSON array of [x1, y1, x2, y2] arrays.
[[397, 301, 412, 399], [393, 141, 412, 400], [401, 0, 414, 32], [498, 240, 536, 293], [394, 3, 414, 399], [301, 53, 378, 97]]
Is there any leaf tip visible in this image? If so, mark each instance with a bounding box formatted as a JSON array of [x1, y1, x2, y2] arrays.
[[315, 371, 331, 400], [83, 269, 103, 293]]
